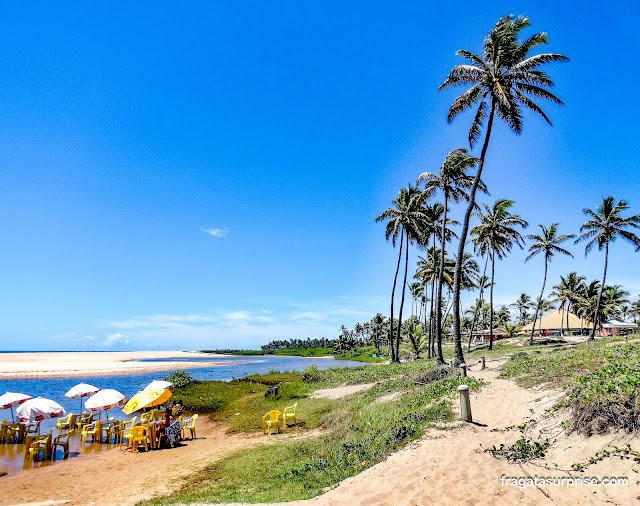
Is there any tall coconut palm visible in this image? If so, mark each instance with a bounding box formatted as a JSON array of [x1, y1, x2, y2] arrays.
[[526, 224, 575, 344], [416, 248, 454, 362], [417, 148, 480, 364], [376, 185, 427, 362], [419, 202, 447, 358], [471, 199, 527, 350], [510, 293, 533, 326], [575, 197, 640, 340], [467, 274, 492, 351], [440, 15, 568, 365], [371, 313, 386, 353], [550, 272, 586, 335]]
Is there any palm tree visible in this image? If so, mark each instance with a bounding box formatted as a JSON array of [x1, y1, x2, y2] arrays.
[[600, 285, 630, 322], [467, 274, 492, 351], [409, 281, 422, 318], [370, 313, 386, 353], [376, 185, 427, 362], [405, 321, 423, 358], [526, 224, 575, 344], [573, 280, 601, 332], [471, 199, 527, 350], [416, 248, 454, 362], [417, 148, 480, 364], [631, 299, 640, 324], [550, 272, 586, 335], [575, 197, 640, 340], [510, 293, 533, 326], [440, 15, 568, 366], [419, 202, 448, 358], [502, 323, 522, 338]]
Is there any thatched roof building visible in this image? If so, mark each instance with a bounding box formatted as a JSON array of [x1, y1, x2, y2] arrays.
[[521, 308, 592, 336]]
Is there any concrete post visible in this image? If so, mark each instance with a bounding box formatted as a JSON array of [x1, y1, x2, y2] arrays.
[[458, 384, 472, 422], [459, 363, 467, 378], [480, 356, 485, 370]]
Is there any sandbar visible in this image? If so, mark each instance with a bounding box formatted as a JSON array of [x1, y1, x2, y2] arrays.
[[0, 351, 243, 379]]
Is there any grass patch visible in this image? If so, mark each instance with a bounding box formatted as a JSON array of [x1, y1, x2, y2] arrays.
[[140, 362, 482, 505], [500, 340, 640, 436]]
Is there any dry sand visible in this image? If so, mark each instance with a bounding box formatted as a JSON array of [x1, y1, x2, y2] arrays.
[[2, 358, 638, 505], [0, 351, 242, 379]]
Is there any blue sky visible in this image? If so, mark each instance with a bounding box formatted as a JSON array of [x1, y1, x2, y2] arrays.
[[0, 1, 638, 351]]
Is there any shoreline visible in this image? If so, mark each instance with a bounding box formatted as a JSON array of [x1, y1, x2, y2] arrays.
[[0, 351, 246, 380]]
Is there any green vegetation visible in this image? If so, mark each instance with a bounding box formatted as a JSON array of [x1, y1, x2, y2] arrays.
[[202, 346, 386, 362], [142, 360, 482, 504], [500, 340, 640, 435], [489, 435, 552, 463], [164, 370, 194, 388]]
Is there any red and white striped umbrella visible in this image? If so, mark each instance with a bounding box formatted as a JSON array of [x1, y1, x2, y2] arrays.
[[0, 392, 32, 423], [65, 383, 100, 412], [84, 389, 126, 418], [16, 397, 65, 424]]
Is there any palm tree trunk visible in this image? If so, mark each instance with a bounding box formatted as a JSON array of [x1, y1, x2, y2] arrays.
[[468, 254, 490, 352], [559, 302, 564, 337], [529, 258, 549, 345], [489, 251, 495, 351], [435, 194, 448, 365], [396, 229, 410, 362], [452, 100, 496, 366], [590, 242, 609, 340], [429, 278, 435, 358], [389, 232, 404, 362]]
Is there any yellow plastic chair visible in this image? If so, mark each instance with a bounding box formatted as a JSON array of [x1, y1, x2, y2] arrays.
[[107, 421, 123, 444], [28, 430, 53, 460], [81, 421, 102, 445], [262, 410, 281, 435], [0, 421, 15, 443], [140, 411, 154, 424], [120, 417, 137, 447], [53, 430, 72, 459], [24, 421, 41, 437], [181, 414, 198, 440], [128, 426, 150, 452], [283, 402, 298, 428], [75, 413, 92, 429], [56, 413, 77, 431]]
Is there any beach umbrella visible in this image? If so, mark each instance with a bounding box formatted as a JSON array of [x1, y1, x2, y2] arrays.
[[143, 380, 173, 391], [85, 389, 126, 419], [65, 383, 100, 413], [16, 397, 65, 426], [122, 389, 172, 415], [0, 392, 32, 423]]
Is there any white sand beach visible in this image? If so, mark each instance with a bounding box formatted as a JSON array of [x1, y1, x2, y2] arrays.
[[0, 351, 240, 379]]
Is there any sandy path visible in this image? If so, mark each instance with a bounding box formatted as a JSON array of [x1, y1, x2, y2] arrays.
[[214, 359, 638, 506], [0, 351, 242, 379], [0, 416, 271, 506]]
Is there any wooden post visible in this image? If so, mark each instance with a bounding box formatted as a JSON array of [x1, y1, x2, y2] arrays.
[[481, 356, 485, 370], [459, 363, 467, 378], [458, 385, 472, 422]]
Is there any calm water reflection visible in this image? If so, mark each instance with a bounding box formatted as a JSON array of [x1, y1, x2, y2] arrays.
[[0, 355, 364, 475]]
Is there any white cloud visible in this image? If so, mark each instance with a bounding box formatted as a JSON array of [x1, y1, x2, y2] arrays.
[[99, 295, 388, 350], [202, 227, 228, 237], [105, 333, 128, 346]]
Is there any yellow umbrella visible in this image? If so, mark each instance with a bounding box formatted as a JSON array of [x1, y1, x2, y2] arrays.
[[122, 389, 172, 415]]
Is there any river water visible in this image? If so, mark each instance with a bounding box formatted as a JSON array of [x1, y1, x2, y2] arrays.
[[0, 354, 364, 475]]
